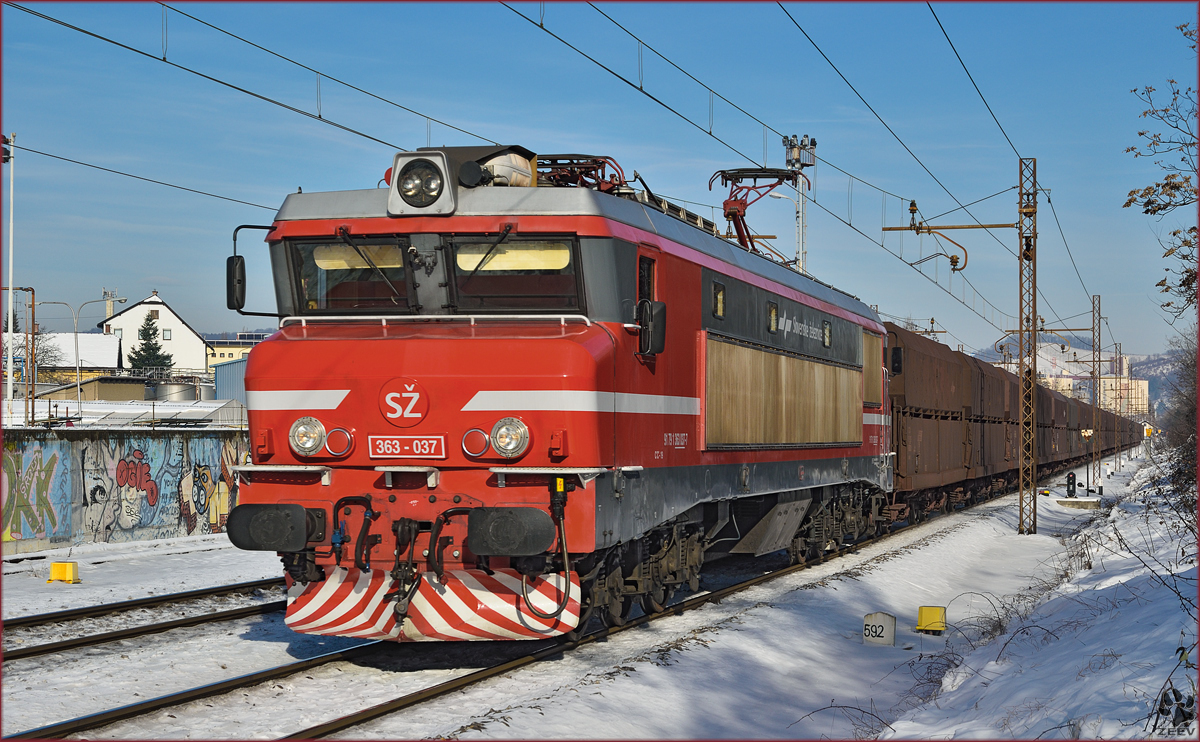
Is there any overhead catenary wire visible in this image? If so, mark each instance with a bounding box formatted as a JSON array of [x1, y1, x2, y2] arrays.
[[924, 186, 1016, 223], [585, 1, 907, 201], [512, 2, 1012, 327], [158, 3, 500, 146], [6, 2, 406, 151], [13, 145, 276, 210], [1045, 194, 1093, 301], [923, 4, 1100, 331], [806, 191, 1006, 330], [876, 309, 980, 355], [16, 0, 1038, 337], [925, 3, 1020, 159], [778, 2, 1079, 330], [501, 2, 759, 166], [776, 2, 1008, 250]]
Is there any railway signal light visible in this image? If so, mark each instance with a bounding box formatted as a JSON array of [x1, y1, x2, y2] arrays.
[[1, 135, 10, 163], [1066, 472, 1076, 497]]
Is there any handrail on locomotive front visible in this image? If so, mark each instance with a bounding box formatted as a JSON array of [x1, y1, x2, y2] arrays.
[[278, 314, 593, 328]]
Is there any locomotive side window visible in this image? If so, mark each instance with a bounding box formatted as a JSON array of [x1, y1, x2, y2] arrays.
[[290, 240, 410, 313], [767, 302, 779, 334], [712, 282, 726, 319], [638, 256, 655, 302], [450, 238, 581, 312]]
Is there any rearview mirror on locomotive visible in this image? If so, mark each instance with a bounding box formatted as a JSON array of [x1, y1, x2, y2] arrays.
[[226, 255, 246, 311], [637, 299, 667, 355]]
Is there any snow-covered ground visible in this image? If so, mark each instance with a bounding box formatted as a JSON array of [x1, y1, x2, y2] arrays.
[[2, 450, 1194, 740]]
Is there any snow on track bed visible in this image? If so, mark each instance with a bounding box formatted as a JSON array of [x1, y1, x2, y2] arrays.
[[3, 584, 285, 652], [3, 534, 284, 620], [7, 458, 1174, 740], [47, 485, 1064, 741], [322, 493, 1079, 741]]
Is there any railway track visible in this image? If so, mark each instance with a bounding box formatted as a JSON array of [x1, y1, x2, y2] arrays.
[[4, 525, 887, 741], [3, 578, 285, 661], [5, 643, 382, 740], [7, 472, 1083, 740], [280, 540, 866, 740], [4, 577, 283, 628]]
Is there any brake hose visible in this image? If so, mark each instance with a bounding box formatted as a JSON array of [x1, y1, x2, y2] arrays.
[[522, 481, 574, 621]]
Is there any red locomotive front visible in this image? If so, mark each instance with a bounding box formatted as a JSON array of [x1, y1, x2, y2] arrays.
[[226, 147, 893, 640]]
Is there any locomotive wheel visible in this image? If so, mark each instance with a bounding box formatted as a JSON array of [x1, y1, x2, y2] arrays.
[[601, 595, 635, 627], [599, 568, 634, 627], [641, 583, 671, 615]]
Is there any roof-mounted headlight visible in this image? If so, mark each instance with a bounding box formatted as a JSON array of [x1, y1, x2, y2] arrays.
[[387, 151, 456, 216], [398, 159, 443, 207], [290, 417, 326, 457]]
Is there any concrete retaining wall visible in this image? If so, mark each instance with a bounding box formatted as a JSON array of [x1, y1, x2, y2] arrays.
[[1, 429, 249, 555]]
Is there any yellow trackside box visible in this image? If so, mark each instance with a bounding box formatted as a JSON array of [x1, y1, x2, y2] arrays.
[[47, 562, 81, 584], [915, 605, 945, 635]]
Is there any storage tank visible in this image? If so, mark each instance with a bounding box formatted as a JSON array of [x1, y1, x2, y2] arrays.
[[155, 383, 195, 402]]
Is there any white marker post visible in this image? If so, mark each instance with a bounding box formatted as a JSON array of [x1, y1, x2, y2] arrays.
[[863, 612, 896, 646]]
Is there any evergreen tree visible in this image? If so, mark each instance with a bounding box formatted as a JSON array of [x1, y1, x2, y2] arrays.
[[128, 313, 174, 372]]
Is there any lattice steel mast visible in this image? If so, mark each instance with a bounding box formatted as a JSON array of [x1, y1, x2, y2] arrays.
[[1091, 295, 1101, 492], [1017, 158, 1038, 535]]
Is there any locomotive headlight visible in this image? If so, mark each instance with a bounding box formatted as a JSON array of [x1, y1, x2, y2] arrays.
[[490, 417, 530, 458], [289, 417, 327, 457], [397, 159, 443, 207]]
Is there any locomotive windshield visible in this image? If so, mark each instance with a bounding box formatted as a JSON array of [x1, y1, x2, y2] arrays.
[[291, 239, 411, 313], [449, 238, 581, 312], [283, 235, 582, 316]]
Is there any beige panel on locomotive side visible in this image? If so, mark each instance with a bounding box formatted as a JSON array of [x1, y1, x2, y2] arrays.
[[705, 337, 863, 446]]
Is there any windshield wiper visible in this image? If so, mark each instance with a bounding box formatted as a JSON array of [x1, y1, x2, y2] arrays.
[[460, 224, 514, 289], [336, 226, 404, 305]]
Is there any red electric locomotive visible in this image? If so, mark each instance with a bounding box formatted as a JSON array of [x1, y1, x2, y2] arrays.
[[225, 146, 894, 641]]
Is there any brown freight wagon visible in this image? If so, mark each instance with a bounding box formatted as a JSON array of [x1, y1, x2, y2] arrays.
[[883, 321, 1140, 523]]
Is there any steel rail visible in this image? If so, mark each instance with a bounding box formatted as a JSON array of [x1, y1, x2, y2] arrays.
[[6, 465, 1084, 740], [4, 600, 287, 661], [3, 577, 284, 629], [3, 642, 381, 740], [281, 539, 875, 740], [283, 468, 1088, 739]]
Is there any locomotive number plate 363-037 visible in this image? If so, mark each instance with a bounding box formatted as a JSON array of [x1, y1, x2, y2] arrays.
[[368, 435, 446, 459]]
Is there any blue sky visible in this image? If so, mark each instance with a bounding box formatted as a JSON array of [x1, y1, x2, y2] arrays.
[[2, 2, 1195, 355]]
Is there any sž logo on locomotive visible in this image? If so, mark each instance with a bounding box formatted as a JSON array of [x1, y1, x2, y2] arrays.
[[378, 377, 430, 428]]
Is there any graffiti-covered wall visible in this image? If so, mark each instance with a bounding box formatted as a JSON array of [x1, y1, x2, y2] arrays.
[[1, 429, 249, 554]]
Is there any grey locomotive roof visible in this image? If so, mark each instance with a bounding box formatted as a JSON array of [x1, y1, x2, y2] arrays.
[[275, 185, 880, 325]]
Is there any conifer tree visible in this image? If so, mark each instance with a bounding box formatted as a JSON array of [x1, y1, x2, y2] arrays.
[[127, 313, 174, 372]]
